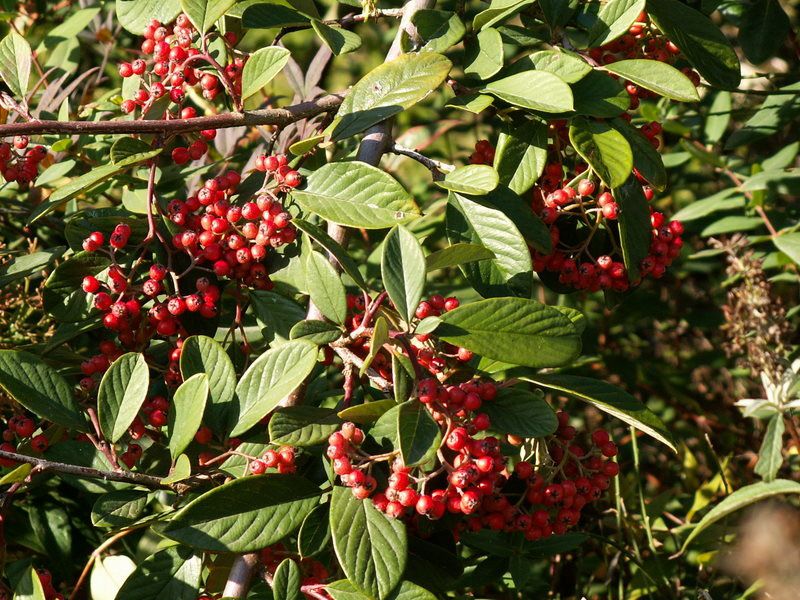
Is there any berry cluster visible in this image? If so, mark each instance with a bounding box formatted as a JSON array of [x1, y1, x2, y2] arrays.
[[167, 166, 297, 285], [587, 10, 700, 109], [468, 140, 495, 165], [0, 414, 49, 465], [0, 136, 48, 185], [247, 445, 298, 475]]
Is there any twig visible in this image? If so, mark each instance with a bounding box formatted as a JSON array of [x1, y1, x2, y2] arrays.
[[332, 346, 393, 391], [390, 143, 455, 179], [223, 553, 260, 598], [0, 93, 345, 137], [0, 448, 170, 489]]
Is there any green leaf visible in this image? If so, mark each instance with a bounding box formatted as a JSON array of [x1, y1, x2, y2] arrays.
[[305, 250, 348, 325], [163, 474, 321, 551], [614, 176, 652, 281], [115, 546, 202, 600], [773, 233, 800, 267], [231, 341, 318, 437], [333, 53, 452, 140], [681, 479, 800, 551], [381, 226, 426, 325], [610, 118, 667, 191], [437, 298, 581, 368], [241, 2, 311, 28], [329, 486, 407, 599], [290, 320, 343, 345], [671, 189, 742, 222], [168, 374, 209, 460], [0, 350, 85, 430], [293, 218, 369, 291], [298, 503, 331, 558], [586, 0, 645, 47], [425, 243, 496, 272], [725, 82, 800, 148], [481, 387, 557, 437], [29, 150, 162, 224], [571, 70, 629, 118], [446, 194, 533, 297], [0, 248, 65, 288], [464, 28, 504, 81], [473, 0, 535, 31], [250, 290, 306, 343], [0, 463, 32, 486], [180, 0, 236, 33], [524, 374, 676, 451], [97, 353, 150, 443], [397, 401, 441, 467], [569, 118, 632, 189], [524, 50, 591, 84], [493, 118, 548, 194], [179, 335, 236, 436], [414, 10, 465, 53], [13, 566, 46, 600], [269, 406, 342, 446], [754, 414, 785, 482], [446, 93, 493, 114], [116, 0, 181, 34], [91, 490, 150, 528], [646, 0, 741, 90], [241, 46, 291, 100], [700, 215, 762, 237], [337, 399, 397, 425], [293, 162, 420, 229], [312, 20, 361, 55], [327, 580, 437, 600], [739, 0, 790, 65], [361, 316, 390, 376], [437, 165, 499, 195], [0, 32, 31, 98], [272, 559, 302, 600], [110, 137, 153, 164], [483, 70, 574, 112], [162, 454, 192, 485], [604, 59, 699, 102]]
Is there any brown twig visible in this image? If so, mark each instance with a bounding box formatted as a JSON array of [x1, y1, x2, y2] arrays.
[[0, 93, 345, 137]]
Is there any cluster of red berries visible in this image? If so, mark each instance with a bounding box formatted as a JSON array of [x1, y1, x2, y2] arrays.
[[254, 153, 302, 188], [0, 136, 48, 185], [168, 167, 297, 286], [529, 172, 684, 291], [0, 414, 49, 466], [587, 11, 700, 108], [247, 445, 298, 475], [468, 139, 495, 165]]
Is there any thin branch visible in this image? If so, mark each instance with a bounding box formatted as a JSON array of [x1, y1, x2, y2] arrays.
[[332, 346, 393, 391], [0, 449, 170, 489], [223, 553, 260, 599], [0, 93, 345, 137], [390, 143, 455, 179]]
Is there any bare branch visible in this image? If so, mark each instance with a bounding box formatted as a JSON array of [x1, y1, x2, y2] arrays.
[[390, 143, 455, 179], [223, 553, 260, 599], [0, 93, 345, 137]]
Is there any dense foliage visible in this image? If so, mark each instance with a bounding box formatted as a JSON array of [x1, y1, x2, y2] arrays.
[[0, 0, 798, 598]]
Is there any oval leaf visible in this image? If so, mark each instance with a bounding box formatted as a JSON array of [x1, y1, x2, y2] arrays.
[[269, 406, 342, 446], [272, 558, 302, 600], [604, 59, 699, 102], [483, 70, 574, 112], [97, 353, 150, 443], [382, 226, 426, 325], [397, 401, 441, 467], [168, 373, 209, 459], [481, 387, 557, 437], [116, 0, 181, 34], [241, 46, 291, 100], [179, 335, 236, 436], [305, 250, 348, 325], [569, 118, 633, 189], [436, 165, 499, 195], [180, 0, 236, 33]]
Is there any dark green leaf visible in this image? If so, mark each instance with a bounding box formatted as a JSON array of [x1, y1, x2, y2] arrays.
[[382, 226, 426, 325], [42, 252, 111, 322], [305, 250, 348, 325], [163, 475, 321, 552], [180, 0, 236, 33], [725, 82, 800, 148], [473, 0, 535, 31], [290, 320, 343, 345], [168, 374, 209, 459], [774, 233, 800, 267], [571, 70, 628, 118], [464, 28, 504, 80], [298, 504, 331, 558], [312, 20, 361, 55], [293, 218, 369, 290], [586, 0, 645, 47], [493, 118, 548, 194], [397, 401, 441, 467], [13, 566, 46, 600], [611, 119, 667, 191], [91, 490, 150, 528], [569, 118, 633, 189], [739, 0, 790, 65], [98, 353, 150, 443], [179, 335, 236, 436], [425, 243, 496, 272], [269, 406, 342, 446], [115, 545, 202, 600], [482, 387, 557, 437], [273, 558, 302, 600], [242, 2, 310, 28], [414, 10, 465, 53], [338, 399, 397, 424], [614, 175, 652, 281]]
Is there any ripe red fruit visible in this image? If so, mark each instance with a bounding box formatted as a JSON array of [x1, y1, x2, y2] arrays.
[[82, 276, 101, 293], [284, 170, 302, 188], [30, 434, 49, 453]]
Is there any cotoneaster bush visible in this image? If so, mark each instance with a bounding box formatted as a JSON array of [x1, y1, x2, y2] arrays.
[[0, 1, 798, 599]]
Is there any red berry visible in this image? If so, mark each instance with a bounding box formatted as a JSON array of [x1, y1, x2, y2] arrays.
[[82, 276, 100, 293]]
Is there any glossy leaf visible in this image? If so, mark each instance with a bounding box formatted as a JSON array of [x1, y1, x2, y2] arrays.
[[179, 335, 237, 435], [293, 162, 420, 229], [614, 176, 652, 281], [524, 373, 676, 451], [293, 218, 369, 290], [464, 28, 504, 80], [586, 0, 645, 47], [163, 474, 321, 552], [180, 0, 236, 33], [611, 118, 667, 191], [569, 118, 633, 189], [168, 374, 209, 459], [604, 59, 699, 102], [571, 70, 629, 118], [382, 226, 426, 325], [298, 503, 331, 558], [483, 70, 574, 112], [646, 0, 741, 90], [312, 20, 361, 55], [269, 406, 342, 446], [425, 243, 496, 272], [98, 353, 150, 443], [437, 298, 582, 368], [681, 479, 800, 551], [739, 0, 791, 65], [481, 387, 558, 437], [333, 53, 451, 140], [241, 46, 290, 100], [231, 341, 318, 436], [436, 165, 499, 195], [115, 545, 202, 600], [473, 0, 535, 31], [241, 2, 310, 28], [273, 558, 302, 600], [493, 118, 548, 194], [0, 32, 31, 99], [337, 399, 397, 425], [116, 0, 181, 34], [524, 50, 591, 83], [305, 250, 348, 325], [397, 401, 441, 467], [0, 350, 85, 430], [91, 490, 150, 528], [330, 486, 407, 599], [414, 10, 465, 53]]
